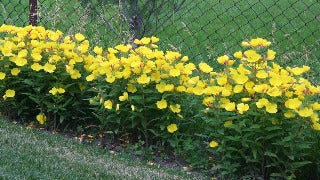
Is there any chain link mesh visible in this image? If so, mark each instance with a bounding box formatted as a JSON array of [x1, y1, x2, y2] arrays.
[[1, 0, 319, 80]]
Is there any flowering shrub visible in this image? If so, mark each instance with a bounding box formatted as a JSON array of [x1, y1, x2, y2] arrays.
[[86, 37, 199, 146], [199, 38, 320, 178], [0, 24, 319, 178], [0, 24, 94, 128]]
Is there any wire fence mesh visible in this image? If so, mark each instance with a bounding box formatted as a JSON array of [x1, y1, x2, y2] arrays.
[[1, 0, 319, 80]]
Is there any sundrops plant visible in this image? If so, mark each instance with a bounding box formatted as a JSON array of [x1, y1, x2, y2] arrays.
[[0, 24, 94, 129], [0, 24, 319, 178], [86, 37, 199, 146], [197, 38, 320, 178]]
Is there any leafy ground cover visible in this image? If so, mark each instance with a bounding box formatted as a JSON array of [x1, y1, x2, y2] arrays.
[[0, 23, 319, 178], [0, 1, 319, 177], [0, 118, 204, 179]]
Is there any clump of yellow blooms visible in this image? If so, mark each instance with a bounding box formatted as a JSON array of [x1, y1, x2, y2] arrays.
[[199, 38, 320, 131], [0, 24, 319, 139], [0, 24, 92, 124]]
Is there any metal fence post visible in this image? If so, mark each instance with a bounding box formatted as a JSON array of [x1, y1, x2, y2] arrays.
[[29, 0, 38, 26]]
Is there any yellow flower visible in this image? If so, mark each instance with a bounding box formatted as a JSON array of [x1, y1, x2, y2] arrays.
[[227, 60, 235, 66], [310, 113, 319, 123], [18, 49, 28, 58], [133, 39, 142, 45], [104, 100, 113, 110], [4, 89, 15, 98], [49, 87, 58, 95], [169, 104, 181, 113], [256, 70, 268, 79], [285, 91, 293, 98], [233, 51, 243, 59], [57, 88, 65, 94], [11, 68, 20, 76], [244, 50, 261, 63], [36, 113, 46, 125], [232, 73, 248, 84], [156, 99, 167, 109], [86, 74, 96, 82], [137, 74, 150, 84], [131, 105, 135, 112], [217, 76, 228, 86], [169, 68, 180, 77], [311, 102, 320, 110], [224, 102, 235, 111], [241, 41, 250, 47], [106, 76, 116, 83], [75, 33, 85, 41], [256, 98, 269, 108], [48, 32, 60, 41], [151, 36, 159, 43], [31, 53, 42, 62], [209, 140, 219, 148], [267, 87, 282, 97], [312, 122, 320, 131], [14, 57, 28, 66], [237, 103, 249, 114], [127, 84, 137, 93], [115, 44, 131, 52], [1, 46, 13, 56], [224, 120, 233, 127], [119, 92, 129, 101], [253, 84, 269, 94], [249, 38, 271, 47], [285, 98, 302, 110], [267, 49, 276, 60], [221, 88, 231, 97], [31, 63, 43, 71], [116, 104, 120, 111], [297, 107, 313, 117], [140, 37, 151, 45], [167, 124, 178, 133], [202, 96, 214, 106], [241, 98, 251, 102], [233, 85, 243, 93], [0, 72, 6, 80], [284, 111, 296, 118], [43, 63, 56, 73], [199, 62, 213, 73], [217, 55, 228, 64], [266, 103, 277, 113], [93, 46, 103, 55]]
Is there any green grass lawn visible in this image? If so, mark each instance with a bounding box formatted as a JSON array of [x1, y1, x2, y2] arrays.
[[0, 118, 204, 179]]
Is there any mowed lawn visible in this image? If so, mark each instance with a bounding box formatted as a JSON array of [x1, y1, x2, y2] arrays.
[[0, 119, 204, 179]]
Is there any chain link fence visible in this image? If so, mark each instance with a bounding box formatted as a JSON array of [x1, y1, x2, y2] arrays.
[[1, 0, 319, 80]]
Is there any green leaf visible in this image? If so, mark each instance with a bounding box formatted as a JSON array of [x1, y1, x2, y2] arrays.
[[22, 79, 34, 86], [62, 97, 73, 108], [141, 118, 147, 129], [291, 161, 312, 168], [252, 148, 257, 159], [264, 151, 277, 158], [59, 116, 65, 123], [265, 126, 282, 131], [147, 129, 159, 136]]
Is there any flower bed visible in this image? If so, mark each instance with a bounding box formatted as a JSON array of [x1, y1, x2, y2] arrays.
[[0, 24, 319, 178]]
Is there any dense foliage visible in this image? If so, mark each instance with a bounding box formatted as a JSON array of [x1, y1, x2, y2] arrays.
[[0, 24, 319, 178]]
